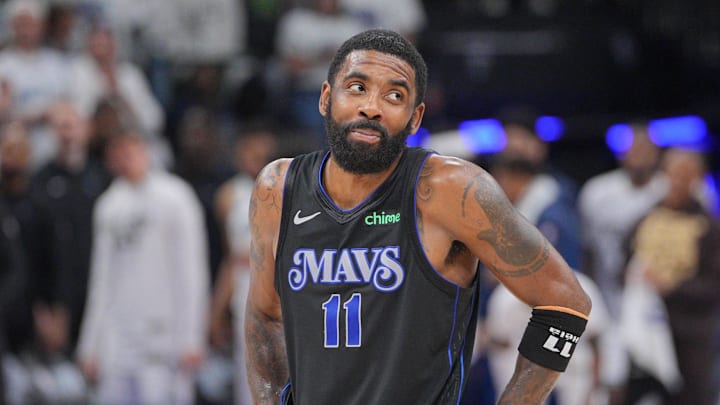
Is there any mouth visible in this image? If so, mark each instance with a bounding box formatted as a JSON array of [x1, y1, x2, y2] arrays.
[[348, 128, 382, 144]]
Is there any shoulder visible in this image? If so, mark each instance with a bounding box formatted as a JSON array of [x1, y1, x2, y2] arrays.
[[147, 172, 201, 210], [421, 154, 490, 186], [94, 181, 123, 216], [579, 169, 623, 196], [254, 158, 293, 193], [419, 154, 504, 207], [577, 169, 623, 208]]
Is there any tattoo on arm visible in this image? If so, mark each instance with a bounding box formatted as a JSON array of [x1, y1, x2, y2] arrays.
[[472, 175, 549, 277], [496, 355, 559, 404], [246, 306, 289, 404], [417, 161, 433, 203], [249, 162, 285, 273], [248, 197, 265, 273], [461, 181, 472, 218]]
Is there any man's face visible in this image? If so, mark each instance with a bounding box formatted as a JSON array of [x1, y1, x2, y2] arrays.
[[320, 50, 425, 174], [106, 136, 148, 182]]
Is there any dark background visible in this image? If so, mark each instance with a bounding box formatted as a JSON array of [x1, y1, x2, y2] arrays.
[[416, 0, 720, 184]]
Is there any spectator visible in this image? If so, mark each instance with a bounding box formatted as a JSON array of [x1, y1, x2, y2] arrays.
[[578, 123, 666, 316], [0, 121, 88, 405], [0, 121, 51, 355], [0, 199, 25, 405], [208, 122, 277, 405], [621, 148, 720, 405], [339, 0, 426, 42], [496, 106, 578, 203], [274, 0, 367, 143], [67, 24, 169, 167], [577, 124, 667, 400], [31, 101, 112, 352], [76, 130, 209, 405], [0, 0, 70, 170], [485, 151, 613, 404], [173, 107, 234, 282], [44, 2, 83, 56]]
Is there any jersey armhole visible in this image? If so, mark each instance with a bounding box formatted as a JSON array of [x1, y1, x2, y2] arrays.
[[274, 158, 298, 295]]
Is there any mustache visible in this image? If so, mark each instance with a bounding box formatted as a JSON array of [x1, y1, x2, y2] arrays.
[[341, 120, 389, 139]]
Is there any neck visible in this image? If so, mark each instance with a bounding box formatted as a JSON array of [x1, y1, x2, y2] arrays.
[[323, 153, 402, 210]]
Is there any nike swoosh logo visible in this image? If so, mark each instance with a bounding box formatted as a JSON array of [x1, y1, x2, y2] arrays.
[[293, 210, 321, 225]]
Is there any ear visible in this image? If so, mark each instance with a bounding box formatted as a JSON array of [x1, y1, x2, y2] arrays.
[[318, 81, 331, 118], [408, 103, 426, 135]]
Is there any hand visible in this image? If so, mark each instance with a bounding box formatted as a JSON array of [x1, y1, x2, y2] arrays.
[[79, 358, 99, 384], [33, 303, 69, 353], [179, 351, 204, 372], [642, 267, 675, 296]]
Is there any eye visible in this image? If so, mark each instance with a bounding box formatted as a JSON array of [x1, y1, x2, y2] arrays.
[[386, 91, 403, 103], [349, 83, 364, 93]]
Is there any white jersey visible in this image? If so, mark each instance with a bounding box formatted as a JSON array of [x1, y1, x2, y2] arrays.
[[78, 171, 209, 372], [578, 169, 667, 316]]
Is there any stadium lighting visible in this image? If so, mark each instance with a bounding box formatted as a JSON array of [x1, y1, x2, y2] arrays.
[[458, 119, 506, 154]]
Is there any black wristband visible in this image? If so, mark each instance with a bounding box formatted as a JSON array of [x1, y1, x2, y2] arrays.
[[517, 308, 588, 372]]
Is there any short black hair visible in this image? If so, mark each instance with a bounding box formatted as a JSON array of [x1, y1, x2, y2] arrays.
[[327, 29, 427, 107]]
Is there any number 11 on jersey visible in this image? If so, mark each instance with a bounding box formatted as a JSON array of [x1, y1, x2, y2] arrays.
[[322, 293, 362, 348]]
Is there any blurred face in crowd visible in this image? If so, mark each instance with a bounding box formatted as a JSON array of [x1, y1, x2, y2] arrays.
[[621, 126, 661, 186], [235, 131, 276, 179], [11, 9, 45, 50], [316, 0, 340, 15], [662, 149, 705, 209], [0, 122, 31, 177], [105, 134, 149, 183], [49, 101, 90, 150], [319, 50, 424, 174], [501, 123, 547, 169], [87, 28, 116, 63]]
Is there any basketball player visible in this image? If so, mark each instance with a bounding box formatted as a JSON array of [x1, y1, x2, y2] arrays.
[[246, 29, 591, 404]]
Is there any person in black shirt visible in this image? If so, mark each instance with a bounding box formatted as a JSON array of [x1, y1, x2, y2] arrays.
[[246, 29, 591, 404], [32, 101, 111, 352]]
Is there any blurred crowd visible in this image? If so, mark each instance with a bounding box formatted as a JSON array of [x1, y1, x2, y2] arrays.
[[0, 0, 717, 404]]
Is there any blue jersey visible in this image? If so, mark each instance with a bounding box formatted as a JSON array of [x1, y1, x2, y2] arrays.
[[275, 148, 479, 405]]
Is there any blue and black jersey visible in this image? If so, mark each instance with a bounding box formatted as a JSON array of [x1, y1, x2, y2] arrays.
[[276, 147, 479, 405]]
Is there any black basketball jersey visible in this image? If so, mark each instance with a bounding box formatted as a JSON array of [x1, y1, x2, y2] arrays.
[[276, 147, 479, 405]]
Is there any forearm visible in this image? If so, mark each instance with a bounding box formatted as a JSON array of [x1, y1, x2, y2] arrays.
[[496, 355, 560, 405], [245, 304, 289, 404]]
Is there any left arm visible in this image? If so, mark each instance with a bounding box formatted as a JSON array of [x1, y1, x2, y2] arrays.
[[418, 155, 591, 403], [171, 183, 210, 370]]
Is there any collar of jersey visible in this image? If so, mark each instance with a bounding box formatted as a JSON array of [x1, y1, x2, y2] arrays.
[[313, 150, 405, 225]]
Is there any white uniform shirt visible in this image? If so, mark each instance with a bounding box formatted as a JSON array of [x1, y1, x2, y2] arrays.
[[275, 7, 367, 91], [78, 171, 209, 372], [0, 47, 69, 169], [68, 55, 164, 137], [578, 169, 667, 316]]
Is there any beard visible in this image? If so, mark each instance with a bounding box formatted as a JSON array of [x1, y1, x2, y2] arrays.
[[324, 100, 413, 174]]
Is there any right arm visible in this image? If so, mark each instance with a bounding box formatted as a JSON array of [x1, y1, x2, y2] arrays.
[[245, 159, 292, 404]]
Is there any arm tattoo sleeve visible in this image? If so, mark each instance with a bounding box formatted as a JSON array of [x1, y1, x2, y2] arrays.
[[245, 305, 289, 404], [472, 175, 550, 277], [496, 355, 560, 404]]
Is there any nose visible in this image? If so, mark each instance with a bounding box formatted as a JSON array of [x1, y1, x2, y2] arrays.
[[358, 94, 382, 121]]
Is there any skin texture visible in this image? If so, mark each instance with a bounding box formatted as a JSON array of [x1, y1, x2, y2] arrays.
[[245, 49, 591, 404]]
